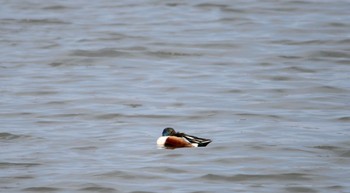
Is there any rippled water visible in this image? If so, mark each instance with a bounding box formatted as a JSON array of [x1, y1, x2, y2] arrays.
[[1, 0, 350, 192]]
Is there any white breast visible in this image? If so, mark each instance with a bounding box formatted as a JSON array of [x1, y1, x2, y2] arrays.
[[157, 136, 168, 145]]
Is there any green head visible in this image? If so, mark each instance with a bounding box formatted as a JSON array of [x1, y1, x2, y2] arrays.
[[162, 127, 176, 136]]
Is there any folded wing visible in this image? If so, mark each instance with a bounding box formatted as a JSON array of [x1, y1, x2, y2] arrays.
[[182, 134, 212, 147]]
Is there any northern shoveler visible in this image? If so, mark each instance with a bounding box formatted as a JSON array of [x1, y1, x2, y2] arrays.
[[157, 127, 212, 149]]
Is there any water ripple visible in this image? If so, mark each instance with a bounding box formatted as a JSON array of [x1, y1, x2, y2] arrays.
[[70, 48, 131, 58], [200, 173, 311, 182], [0, 132, 31, 140], [0, 162, 41, 168], [79, 186, 116, 192], [22, 187, 60, 192]]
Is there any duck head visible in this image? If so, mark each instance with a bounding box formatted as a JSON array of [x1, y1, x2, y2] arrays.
[[162, 127, 176, 136]]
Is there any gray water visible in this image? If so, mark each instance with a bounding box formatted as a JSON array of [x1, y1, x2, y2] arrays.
[[1, 0, 350, 192]]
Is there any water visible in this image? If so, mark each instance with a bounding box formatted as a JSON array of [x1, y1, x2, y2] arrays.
[[1, 0, 350, 192]]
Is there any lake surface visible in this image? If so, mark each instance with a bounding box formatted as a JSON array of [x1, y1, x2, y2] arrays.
[[1, 0, 350, 192]]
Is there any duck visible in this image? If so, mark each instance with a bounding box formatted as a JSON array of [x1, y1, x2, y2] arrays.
[[157, 127, 212, 149]]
